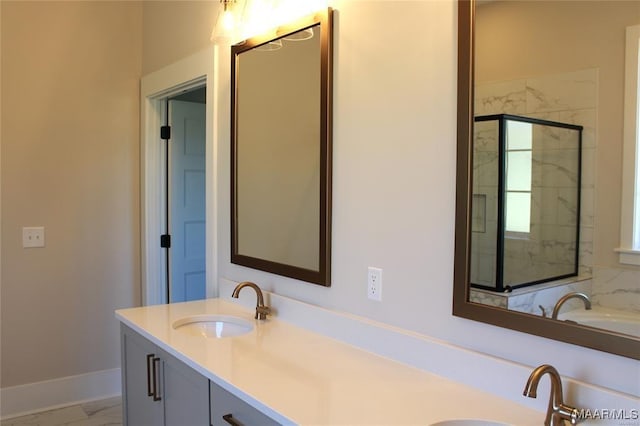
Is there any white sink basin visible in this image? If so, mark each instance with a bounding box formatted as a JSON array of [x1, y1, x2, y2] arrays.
[[172, 314, 254, 338], [431, 421, 510, 426]]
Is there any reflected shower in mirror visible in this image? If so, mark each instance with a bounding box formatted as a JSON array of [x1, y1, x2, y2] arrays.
[[453, 0, 640, 359], [471, 114, 582, 292], [231, 9, 333, 286]]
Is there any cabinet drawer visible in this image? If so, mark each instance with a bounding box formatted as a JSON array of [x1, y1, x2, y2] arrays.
[[210, 381, 280, 426]]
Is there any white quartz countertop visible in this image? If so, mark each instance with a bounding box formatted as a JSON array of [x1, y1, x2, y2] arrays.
[[116, 298, 542, 425]]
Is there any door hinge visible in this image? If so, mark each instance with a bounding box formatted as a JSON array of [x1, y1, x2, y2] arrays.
[[160, 125, 171, 140], [160, 234, 171, 248]]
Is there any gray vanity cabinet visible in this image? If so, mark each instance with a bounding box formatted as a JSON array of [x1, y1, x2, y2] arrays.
[[161, 348, 209, 426], [120, 325, 209, 426], [121, 324, 282, 426], [121, 325, 164, 425], [210, 381, 280, 426]]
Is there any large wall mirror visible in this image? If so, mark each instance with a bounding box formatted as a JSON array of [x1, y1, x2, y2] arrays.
[[454, 0, 640, 359], [231, 9, 333, 286]]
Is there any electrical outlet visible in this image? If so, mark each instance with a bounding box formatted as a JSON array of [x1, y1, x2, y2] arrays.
[[23, 226, 45, 248], [367, 267, 382, 301]]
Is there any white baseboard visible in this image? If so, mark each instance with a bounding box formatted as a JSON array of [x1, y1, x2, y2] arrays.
[[0, 368, 121, 420]]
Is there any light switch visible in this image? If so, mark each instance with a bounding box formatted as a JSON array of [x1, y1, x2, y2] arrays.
[[367, 267, 382, 301], [23, 227, 45, 248]]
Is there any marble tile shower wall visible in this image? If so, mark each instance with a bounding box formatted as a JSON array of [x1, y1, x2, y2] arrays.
[[471, 120, 499, 287], [471, 69, 597, 312], [508, 278, 591, 316], [473, 68, 639, 315], [470, 278, 592, 317], [503, 124, 581, 284], [592, 267, 640, 313], [472, 118, 581, 287]]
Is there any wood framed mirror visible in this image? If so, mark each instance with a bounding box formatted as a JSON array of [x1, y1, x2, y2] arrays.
[[453, 0, 639, 359], [231, 9, 333, 286]]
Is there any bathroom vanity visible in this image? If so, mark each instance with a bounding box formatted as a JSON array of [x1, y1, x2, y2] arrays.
[[120, 325, 210, 425], [121, 323, 278, 425], [116, 298, 542, 425]]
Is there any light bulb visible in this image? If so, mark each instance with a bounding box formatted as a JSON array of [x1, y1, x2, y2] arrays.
[[211, 0, 239, 42], [222, 9, 235, 31]]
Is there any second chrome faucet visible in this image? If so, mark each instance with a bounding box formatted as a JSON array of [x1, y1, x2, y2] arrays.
[[232, 281, 271, 320]]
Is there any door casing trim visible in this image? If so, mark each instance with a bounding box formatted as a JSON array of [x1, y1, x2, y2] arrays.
[[140, 47, 218, 305]]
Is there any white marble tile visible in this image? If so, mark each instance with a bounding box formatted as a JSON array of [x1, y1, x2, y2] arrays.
[[472, 152, 499, 185], [538, 124, 581, 152], [471, 226, 498, 252], [532, 150, 580, 190], [557, 187, 580, 227], [473, 119, 499, 151], [507, 279, 592, 316], [525, 68, 598, 113], [536, 187, 558, 225], [557, 108, 597, 149], [580, 146, 596, 188], [470, 252, 497, 286], [79, 397, 121, 418], [578, 225, 593, 277], [529, 108, 596, 144], [475, 79, 527, 115], [79, 398, 122, 426], [1, 406, 87, 426], [469, 288, 507, 308], [579, 187, 595, 227], [0, 398, 122, 426], [64, 413, 121, 426], [592, 267, 640, 313]]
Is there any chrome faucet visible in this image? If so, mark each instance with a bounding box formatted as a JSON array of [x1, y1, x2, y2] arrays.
[[551, 292, 591, 319], [524, 364, 579, 426], [231, 281, 271, 320]]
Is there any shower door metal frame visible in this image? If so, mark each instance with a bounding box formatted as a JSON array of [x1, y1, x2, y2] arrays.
[[471, 113, 583, 292]]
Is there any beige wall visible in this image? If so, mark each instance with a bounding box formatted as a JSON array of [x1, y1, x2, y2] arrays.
[[1, 1, 142, 387], [142, 1, 218, 75]]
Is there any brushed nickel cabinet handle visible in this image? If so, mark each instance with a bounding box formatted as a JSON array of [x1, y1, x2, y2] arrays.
[[152, 356, 162, 401], [222, 413, 243, 426], [146, 354, 154, 397]]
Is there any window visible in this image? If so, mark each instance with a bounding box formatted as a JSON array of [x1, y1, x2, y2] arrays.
[[505, 120, 533, 234], [617, 24, 640, 265]]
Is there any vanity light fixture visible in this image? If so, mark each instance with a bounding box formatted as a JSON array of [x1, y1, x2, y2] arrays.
[[221, 0, 236, 31], [256, 39, 283, 51], [283, 27, 314, 41], [211, 0, 239, 42], [238, 0, 327, 42]]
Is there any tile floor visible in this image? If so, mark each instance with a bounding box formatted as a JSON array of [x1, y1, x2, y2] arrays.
[[1, 397, 122, 426]]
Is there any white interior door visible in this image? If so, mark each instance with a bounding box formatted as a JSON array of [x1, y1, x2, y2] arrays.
[[140, 47, 215, 306], [169, 99, 206, 302]]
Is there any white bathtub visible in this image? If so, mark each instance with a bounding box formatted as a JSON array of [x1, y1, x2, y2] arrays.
[[559, 307, 640, 338]]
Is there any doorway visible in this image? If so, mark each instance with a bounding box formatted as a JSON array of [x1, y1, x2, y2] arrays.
[[164, 87, 207, 302], [139, 46, 216, 306]]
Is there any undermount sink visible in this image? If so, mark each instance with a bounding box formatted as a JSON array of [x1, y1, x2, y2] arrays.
[[172, 314, 254, 338], [430, 420, 510, 426]]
